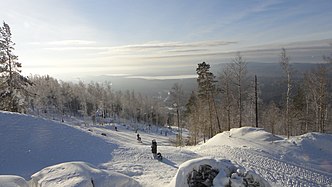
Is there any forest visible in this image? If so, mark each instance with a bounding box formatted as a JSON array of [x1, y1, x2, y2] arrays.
[[1, 22, 331, 146]]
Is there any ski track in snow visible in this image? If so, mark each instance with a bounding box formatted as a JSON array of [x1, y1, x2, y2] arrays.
[[195, 145, 332, 187], [78, 125, 199, 187]]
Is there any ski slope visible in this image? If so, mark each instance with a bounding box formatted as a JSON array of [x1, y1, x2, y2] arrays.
[[0, 111, 331, 186]]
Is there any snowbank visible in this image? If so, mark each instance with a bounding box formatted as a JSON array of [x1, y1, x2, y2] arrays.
[[0, 111, 116, 179], [169, 157, 270, 187], [200, 127, 283, 149], [30, 161, 141, 187], [0, 175, 29, 187], [289, 132, 332, 172], [229, 127, 283, 142]]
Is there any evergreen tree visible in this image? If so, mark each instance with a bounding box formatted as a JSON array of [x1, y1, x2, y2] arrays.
[[196, 62, 221, 138], [0, 22, 31, 112]]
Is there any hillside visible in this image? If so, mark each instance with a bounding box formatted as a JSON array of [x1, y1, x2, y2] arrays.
[[0, 111, 331, 186]]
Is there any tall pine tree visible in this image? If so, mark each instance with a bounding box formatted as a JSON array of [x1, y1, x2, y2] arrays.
[[196, 62, 221, 138], [0, 22, 31, 112]]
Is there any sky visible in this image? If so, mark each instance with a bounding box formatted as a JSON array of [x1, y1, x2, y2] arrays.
[[1, 0, 332, 80]]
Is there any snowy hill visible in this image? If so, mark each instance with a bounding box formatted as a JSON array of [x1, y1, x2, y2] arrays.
[[0, 111, 331, 186], [0, 111, 115, 179]]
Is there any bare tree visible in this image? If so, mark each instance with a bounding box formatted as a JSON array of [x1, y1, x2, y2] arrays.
[[170, 83, 185, 145], [255, 75, 259, 128], [262, 101, 280, 135], [304, 59, 330, 133], [228, 53, 248, 128], [218, 66, 235, 131], [185, 91, 200, 145]]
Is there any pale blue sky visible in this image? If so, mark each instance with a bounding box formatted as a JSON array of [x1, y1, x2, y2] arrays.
[[1, 0, 332, 80]]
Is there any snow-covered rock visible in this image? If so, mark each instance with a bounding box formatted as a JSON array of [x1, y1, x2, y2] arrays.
[[0, 175, 29, 187], [30, 161, 141, 187], [169, 157, 270, 187]]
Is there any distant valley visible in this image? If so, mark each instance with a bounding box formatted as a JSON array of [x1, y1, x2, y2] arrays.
[[80, 62, 331, 104]]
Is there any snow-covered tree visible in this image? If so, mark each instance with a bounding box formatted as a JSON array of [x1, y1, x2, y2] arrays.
[[0, 22, 32, 112]]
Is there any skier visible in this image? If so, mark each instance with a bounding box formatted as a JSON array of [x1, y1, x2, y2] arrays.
[[137, 133, 142, 143], [151, 139, 157, 158], [151, 139, 163, 160]]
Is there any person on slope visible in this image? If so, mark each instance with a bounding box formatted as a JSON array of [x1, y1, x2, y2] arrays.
[[151, 139, 162, 160], [137, 133, 142, 142], [151, 139, 157, 158]]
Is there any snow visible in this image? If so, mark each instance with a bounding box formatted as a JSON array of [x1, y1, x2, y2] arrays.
[[0, 175, 29, 187], [0, 111, 115, 179], [190, 127, 332, 186], [30, 161, 141, 187], [1, 111, 332, 186]]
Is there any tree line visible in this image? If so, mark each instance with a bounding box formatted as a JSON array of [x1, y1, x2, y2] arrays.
[[1, 22, 331, 146], [183, 50, 331, 144]]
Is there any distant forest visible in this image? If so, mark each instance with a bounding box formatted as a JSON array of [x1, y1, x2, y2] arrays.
[[1, 22, 331, 145]]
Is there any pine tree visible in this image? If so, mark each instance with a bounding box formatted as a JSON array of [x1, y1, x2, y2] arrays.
[[196, 62, 221, 138], [0, 22, 31, 112]]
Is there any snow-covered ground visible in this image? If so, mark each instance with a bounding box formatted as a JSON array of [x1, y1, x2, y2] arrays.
[[0, 111, 331, 186]]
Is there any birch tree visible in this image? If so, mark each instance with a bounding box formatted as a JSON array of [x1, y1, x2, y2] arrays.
[[280, 48, 292, 138], [228, 53, 248, 128]]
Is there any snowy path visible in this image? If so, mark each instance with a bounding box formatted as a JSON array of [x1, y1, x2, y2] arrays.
[[77, 124, 199, 187]]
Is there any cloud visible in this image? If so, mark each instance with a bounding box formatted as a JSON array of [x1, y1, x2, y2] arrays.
[[116, 40, 237, 50], [40, 39, 237, 60], [103, 73, 131, 77], [48, 40, 97, 46], [125, 74, 198, 80], [99, 40, 237, 56], [44, 46, 107, 51]]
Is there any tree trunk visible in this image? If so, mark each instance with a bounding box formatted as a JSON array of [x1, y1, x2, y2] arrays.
[[255, 75, 258, 128], [211, 91, 221, 132]]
